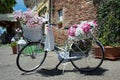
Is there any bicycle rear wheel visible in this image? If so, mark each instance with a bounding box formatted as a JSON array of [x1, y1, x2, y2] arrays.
[[70, 39, 104, 72], [16, 42, 47, 72]]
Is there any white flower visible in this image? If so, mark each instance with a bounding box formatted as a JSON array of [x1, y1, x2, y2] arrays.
[[75, 26, 84, 36]]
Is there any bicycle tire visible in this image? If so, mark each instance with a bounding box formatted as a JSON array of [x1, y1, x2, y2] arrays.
[[70, 39, 104, 72], [16, 42, 47, 72]]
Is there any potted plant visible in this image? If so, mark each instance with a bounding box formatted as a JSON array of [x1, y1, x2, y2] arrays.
[[9, 41, 17, 54], [57, 21, 63, 28], [96, 0, 120, 60]]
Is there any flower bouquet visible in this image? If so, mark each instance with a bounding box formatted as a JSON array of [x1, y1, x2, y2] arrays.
[[14, 9, 44, 42], [68, 21, 97, 51]]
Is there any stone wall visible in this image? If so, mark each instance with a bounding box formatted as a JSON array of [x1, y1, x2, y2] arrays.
[[52, 27, 68, 46], [52, 0, 97, 27], [52, 0, 98, 45]]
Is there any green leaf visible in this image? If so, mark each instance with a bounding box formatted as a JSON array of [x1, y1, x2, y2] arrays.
[[97, 0, 120, 47]]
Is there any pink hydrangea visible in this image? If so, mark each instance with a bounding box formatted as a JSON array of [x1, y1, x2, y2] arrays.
[[68, 25, 77, 36], [14, 8, 43, 28], [81, 23, 91, 33], [14, 10, 23, 20], [67, 21, 98, 38]]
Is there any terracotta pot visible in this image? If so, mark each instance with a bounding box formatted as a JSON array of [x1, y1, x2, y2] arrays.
[[95, 46, 120, 60], [12, 46, 17, 54]]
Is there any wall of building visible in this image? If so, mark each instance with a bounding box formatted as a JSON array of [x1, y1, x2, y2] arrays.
[[52, 0, 97, 27], [24, 0, 99, 45], [52, 0, 98, 45], [24, 0, 44, 9]]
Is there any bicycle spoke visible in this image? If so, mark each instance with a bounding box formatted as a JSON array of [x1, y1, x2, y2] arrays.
[[70, 39, 104, 72]]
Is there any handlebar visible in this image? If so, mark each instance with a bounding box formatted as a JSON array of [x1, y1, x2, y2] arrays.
[[45, 23, 70, 29]]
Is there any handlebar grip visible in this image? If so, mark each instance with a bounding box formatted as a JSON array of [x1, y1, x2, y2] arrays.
[[64, 26, 70, 29]]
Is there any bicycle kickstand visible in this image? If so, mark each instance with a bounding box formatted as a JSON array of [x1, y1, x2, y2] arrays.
[[54, 59, 64, 69]]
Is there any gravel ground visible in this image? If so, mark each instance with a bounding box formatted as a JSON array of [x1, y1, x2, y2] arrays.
[[0, 45, 120, 80]]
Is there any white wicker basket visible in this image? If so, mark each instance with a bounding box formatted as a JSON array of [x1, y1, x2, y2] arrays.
[[21, 24, 43, 42]]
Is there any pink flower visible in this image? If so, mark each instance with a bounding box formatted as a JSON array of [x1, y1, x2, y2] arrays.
[[14, 8, 43, 28], [93, 21, 97, 26], [88, 21, 98, 28], [72, 24, 78, 28], [14, 10, 23, 20], [68, 26, 77, 36], [81, 23, 91, 33], [67, 20, 97, 38]]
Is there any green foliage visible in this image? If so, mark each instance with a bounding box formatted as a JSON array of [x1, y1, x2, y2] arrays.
[[0, 0, 16, 13], [97, 0, 120, 47], [9, 41, 17, 47]]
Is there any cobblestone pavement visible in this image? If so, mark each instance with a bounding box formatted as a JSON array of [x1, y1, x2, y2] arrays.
[[0, 45, 120, 80]]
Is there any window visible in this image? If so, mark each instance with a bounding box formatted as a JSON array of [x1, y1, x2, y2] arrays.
[[58, 9, 63, 21]]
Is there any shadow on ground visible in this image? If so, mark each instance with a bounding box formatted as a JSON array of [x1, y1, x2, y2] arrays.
[[36, 67, 108, 77], [37, 68, 63, 76], [80, 68, 108, 76]]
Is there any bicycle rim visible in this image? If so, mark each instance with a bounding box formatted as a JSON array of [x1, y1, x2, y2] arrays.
[[16, 42, 47, 72], [70, 39, 104, 72]]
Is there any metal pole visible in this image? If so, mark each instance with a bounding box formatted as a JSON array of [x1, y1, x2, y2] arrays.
[[49, 0, 52, 24]]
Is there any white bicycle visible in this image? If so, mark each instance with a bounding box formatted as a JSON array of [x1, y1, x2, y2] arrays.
[[16, 23, 105, 72]]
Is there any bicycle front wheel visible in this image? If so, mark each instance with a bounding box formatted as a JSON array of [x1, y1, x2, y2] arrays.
[[16, 42, 47, 72], [70, 39, 104, 72]]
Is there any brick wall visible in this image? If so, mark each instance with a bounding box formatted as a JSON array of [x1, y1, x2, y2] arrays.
[[52, 27, 68, 46], [52, 0, 97, 26], [24, 0, 100, 45], [52, 0, 98, 45]]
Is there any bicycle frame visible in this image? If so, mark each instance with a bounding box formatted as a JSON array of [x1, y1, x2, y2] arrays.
[[16, 23, 105, 72], [43, 23, 104, 60]]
